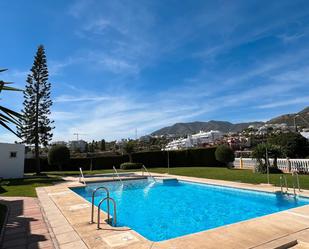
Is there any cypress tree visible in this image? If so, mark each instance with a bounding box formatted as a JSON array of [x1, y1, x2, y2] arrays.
[[18, 45, 54, 174]]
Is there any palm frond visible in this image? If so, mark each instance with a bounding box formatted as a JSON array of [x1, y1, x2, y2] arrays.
[[0, 68, 23, 135]]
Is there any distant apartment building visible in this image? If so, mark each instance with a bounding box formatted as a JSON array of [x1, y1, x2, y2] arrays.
[[257, 123, 291, 135], [68, 140, 87, 152], [301, 131, 309, 140], [164, 130, 223, 150]]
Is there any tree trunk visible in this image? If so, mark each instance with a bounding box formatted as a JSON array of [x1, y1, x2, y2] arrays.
[[35, 80, 40, 175], [129, 153, 132, 163], [90, 158, 93, 171], [273, 157, 278, 168], [35, 142, 40, 175]]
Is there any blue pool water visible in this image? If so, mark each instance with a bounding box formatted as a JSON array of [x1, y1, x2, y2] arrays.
[[72, 179, 309, 242]]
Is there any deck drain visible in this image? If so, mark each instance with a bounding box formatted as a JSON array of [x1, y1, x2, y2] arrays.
[[102, 232, 139, 247]]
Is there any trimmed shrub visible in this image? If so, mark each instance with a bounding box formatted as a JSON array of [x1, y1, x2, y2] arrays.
[[120, 162, 143, 170], [252, 143, 283, 173], [215, 145, 235, 168], [48, 145, 70, 170]]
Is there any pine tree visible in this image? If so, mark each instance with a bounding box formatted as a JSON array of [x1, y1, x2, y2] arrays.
[[100, 139, 106, 151], [18, 45, 54, 174]]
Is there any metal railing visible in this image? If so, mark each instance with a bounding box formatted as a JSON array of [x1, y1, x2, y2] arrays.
[[292, 172, 301, 193], [142, 165, 156, 181], [79, 167, 86, 185], [90, 186, 110, 224], [234, 158, 309, 173], [97, 197, 117, 229], [279, 175, 288, 193], [280, 173, 301, 196], [112, 166, 123, 184]]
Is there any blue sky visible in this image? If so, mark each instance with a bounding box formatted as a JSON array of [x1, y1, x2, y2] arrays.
[[1, 0, 309, 142]]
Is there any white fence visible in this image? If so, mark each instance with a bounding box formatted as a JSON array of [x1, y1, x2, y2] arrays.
[[234, 157, 309, 173]]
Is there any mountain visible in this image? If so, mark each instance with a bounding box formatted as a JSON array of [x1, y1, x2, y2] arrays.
[[267, 106, 309, 127], [151, 120, 264, 136], [151, 106, 309, 136]]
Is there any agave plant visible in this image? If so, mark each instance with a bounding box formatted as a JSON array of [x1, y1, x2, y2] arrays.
[[0, 69, 22, 136]]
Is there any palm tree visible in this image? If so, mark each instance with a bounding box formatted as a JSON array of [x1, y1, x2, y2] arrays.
[[0, 69, 22, 136]]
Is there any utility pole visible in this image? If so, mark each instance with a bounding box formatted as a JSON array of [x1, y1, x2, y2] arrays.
[[73, 133, 79, 140], [293, 115, 298, 132], [265, 146, 270, 184], [73, 133, 87, 141]]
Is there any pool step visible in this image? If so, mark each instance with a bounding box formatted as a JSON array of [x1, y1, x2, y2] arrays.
[[155, 177, 178, 183]]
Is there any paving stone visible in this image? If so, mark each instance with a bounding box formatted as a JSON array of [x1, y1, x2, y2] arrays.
[[59, 240, 88, 249], [52, 225, 74, 235], [2, 237, 27, 248], [0, 197, 55, 249], [55, 231, 80, 245]]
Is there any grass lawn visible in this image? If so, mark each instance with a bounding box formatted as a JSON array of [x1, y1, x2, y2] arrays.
[[149, 167, 309, 190], [0, 176, 63, 197], [1, 167, 309, 197]]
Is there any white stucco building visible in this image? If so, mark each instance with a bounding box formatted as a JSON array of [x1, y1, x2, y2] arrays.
[[0, 143, 25, 179], [68, 140, 87, 152], [164, 130, 224, 150], [301, 132, 309, 140]]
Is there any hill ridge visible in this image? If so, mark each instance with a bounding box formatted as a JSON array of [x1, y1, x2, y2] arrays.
[[151, 106, 309, 136]]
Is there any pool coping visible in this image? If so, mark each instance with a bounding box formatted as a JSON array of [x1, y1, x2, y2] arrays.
[[36, 173, 309, 249]]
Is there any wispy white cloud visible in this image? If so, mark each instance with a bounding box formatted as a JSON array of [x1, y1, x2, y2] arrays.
[[82, 18, 110, 34], [51, 111, 80, 121], [257, 96, 309, 109], [53, 94, 112, 103], [0, 131, 21, 143]]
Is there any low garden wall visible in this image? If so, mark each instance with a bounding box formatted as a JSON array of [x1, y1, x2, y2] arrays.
[[234, 157, 309, 173], [24, 147, 224, 172]]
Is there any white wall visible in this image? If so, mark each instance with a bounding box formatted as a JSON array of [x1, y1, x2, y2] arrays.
[[0, 143, 25, 179]]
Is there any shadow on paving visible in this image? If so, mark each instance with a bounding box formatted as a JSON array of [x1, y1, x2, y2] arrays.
[[0, 198, 53, 249]]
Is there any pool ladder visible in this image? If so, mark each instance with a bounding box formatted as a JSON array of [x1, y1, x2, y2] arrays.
[[279, 175, 288, 193], [90, 186, 117, 229], [279, 173, 301, 196]]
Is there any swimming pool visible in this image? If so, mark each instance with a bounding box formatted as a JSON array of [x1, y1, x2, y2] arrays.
[[72, 179, 309, 242]]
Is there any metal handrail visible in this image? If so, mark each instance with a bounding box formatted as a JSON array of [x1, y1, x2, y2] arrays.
[[279, 175, 283, 193], [90, 187, 110, 224], [292, 175, 296, 196], [79, 167, 86, 185], [112, 166, 123, 184], [280, 175, 288, 193], [142, 165, 156, 181], [97, 197, 117, 229], [292, 172, 301, 192]]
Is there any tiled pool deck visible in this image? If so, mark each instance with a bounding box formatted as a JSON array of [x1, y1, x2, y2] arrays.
[[0, 197, 55, 249], [36, 173, 309, 249]]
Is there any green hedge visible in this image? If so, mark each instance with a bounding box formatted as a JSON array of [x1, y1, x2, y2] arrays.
[[24, 155, 128, 172], [24, 147, 224, 172], [120, 162, 143, 170]]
